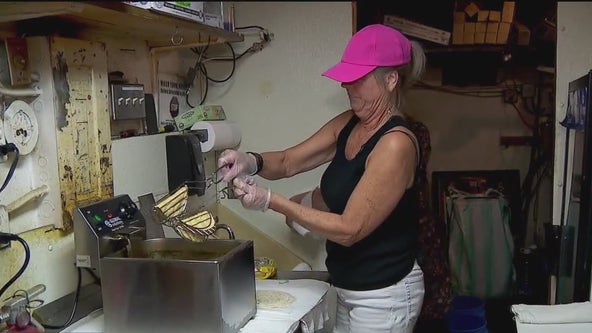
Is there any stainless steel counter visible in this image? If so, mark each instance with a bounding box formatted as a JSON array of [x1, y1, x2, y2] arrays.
[[35, 277, 332, 333], [34, 271, 331, 333]]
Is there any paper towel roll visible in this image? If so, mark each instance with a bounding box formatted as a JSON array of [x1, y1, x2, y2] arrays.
[[191, 120, 242, 152]]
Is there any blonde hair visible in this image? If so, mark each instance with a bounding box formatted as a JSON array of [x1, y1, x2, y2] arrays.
[[373, 40, 426, 110]]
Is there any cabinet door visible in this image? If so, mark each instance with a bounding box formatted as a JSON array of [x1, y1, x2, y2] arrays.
[[50, 37, 113, 230]]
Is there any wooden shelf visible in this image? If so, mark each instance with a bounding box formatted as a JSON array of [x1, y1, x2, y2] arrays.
[[0, 1, 243, 50], [424, 44, 506, 54]]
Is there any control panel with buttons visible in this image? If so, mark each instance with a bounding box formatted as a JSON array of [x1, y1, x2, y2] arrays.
[[109, 83, 146, 120], [80, 194, 143, 236], [73, 194, 147, 274]]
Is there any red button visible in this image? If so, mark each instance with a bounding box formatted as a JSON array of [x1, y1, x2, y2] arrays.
[[107, 213, 113, 218]]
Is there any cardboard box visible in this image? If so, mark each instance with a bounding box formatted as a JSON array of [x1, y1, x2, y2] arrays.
[[383, 15, 451, 45], [203, 1, 223, 28], [475, 32, 486, 44], [514, 22, 531, 45], [452, 23, 464, 45], [204, 13, 222, 28], [476, 22, 488, 33], [489, 10, 501, 22], [150, 2, 204, 23], [486, 31, 498, 44], [464, 2, 480, 18], [463, 31, 475, 44], [477, 10, 489, 22], [502, 1, 516, 23], [487, 22, 499, 33], [123, 1, 152, 9], [497, 22, 511, 44], [464, 22, 476, 33], [174, 105, 227, 130]]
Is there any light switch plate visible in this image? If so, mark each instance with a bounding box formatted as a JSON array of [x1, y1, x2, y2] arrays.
[[110, 83, 146, 120]]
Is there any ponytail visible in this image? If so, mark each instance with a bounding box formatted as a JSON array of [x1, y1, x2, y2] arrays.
[[403, 40, 426, 89], [372, 40, 426, 110]]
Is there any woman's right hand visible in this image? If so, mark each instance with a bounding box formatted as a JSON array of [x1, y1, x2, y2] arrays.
[[232, 175, 271, 211], [217, 149, 258, 182]]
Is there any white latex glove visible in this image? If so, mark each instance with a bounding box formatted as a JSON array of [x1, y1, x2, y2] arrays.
[[233, 175, 271, 212], [217, 149, 258, 182]]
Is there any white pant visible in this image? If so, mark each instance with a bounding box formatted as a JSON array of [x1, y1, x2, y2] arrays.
[[333, 261, 424, 333]]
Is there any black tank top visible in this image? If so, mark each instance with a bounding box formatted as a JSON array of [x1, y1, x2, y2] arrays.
[[320, 115, 419, 291]]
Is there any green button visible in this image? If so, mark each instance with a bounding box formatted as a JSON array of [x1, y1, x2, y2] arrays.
[[93, 214, 102, 222]]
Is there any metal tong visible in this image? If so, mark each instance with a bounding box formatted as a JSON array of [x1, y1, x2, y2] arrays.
[[182, 165, 236, 199]]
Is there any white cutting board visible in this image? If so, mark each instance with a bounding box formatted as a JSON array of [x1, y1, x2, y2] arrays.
[[240, 279, 330, 333]]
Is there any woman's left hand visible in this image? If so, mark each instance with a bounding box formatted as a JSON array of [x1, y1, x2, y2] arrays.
[[233, 176, 271, 212]]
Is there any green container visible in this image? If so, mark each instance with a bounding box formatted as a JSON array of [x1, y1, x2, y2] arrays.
[[175, 105, 227, 130]]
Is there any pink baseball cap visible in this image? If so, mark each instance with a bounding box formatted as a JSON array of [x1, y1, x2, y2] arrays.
[[322, 24, 412, 83]]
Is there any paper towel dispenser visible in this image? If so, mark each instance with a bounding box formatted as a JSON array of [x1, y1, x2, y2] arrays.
[[165, 133, 206, 196]]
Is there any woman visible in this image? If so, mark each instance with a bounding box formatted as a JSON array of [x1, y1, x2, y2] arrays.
[[218, 24, 426, 333]]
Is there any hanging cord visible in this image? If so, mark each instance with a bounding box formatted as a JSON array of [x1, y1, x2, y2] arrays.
[[0, 232, 30, 299], [185, 39, 211, 108], [519, 71, 550, 246], [187, 42, 237, 107], [0, 143, 19, 194], [235, 25, 266, 31], [84, 267, 101, 286], [184, 26, 272, 107], [510, 102, 536, 130], [40, 267, 82, 330], [200, 43, 237, 83], [9, 288, 45, 310]]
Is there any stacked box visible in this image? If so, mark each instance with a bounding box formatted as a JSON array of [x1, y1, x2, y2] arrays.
[[149, 2, 204, 23], [203, 2, 223, 28], [123, 1, 152, 9], [452, 11, 465, 45], [451, 1, 516, 45], [123, 1, 230, 29]]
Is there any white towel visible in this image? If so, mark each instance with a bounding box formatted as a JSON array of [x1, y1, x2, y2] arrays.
[[512, 302, 592, 324], [287, 191, 323, 240], [299, 294, 329, 333], [240, 279, 330, 333]]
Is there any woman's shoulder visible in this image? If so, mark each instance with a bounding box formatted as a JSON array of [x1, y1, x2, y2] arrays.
[[321, 109, 355, 133]]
